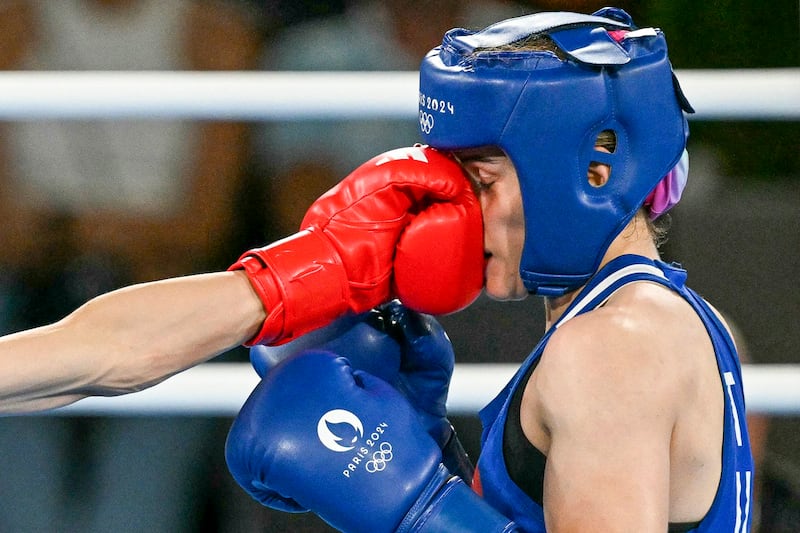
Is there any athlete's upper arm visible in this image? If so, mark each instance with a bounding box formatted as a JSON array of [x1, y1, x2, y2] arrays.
[[531, 313, 677, 532]]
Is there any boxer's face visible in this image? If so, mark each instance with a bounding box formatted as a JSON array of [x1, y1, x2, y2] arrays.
[[455, 143, 614, 301], [454, 147, 527, 301]]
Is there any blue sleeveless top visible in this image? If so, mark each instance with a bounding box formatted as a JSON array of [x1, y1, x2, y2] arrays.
[[475, 255, 754, 532]]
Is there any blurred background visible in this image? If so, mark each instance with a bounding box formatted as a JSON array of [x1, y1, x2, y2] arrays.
[[0, 0, 797, 531]]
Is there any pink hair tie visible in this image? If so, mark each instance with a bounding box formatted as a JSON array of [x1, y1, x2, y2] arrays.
[[644, 149, 689, 220]]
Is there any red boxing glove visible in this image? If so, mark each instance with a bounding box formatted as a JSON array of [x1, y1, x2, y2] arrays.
[[230, 145, 482, 345], [393, 183, 484, 315]]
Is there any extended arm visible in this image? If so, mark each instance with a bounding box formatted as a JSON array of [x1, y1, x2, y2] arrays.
[[0, 146, 482, 414], [0, 271, 263, 413]]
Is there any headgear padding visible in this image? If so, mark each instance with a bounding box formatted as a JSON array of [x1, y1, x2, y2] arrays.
[[419, 7, 693, 296]]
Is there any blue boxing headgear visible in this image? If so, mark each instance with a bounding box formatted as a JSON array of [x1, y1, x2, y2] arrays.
[[418, 8, 694, 296]]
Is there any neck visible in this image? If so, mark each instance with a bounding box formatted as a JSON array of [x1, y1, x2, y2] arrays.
[[543, 213, 660, 328]]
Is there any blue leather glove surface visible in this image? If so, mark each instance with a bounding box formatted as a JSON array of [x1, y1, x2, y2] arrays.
[[252, 301, 455, 446], [249, 310, 401, 384], [225, 350, 517, 533], [227, 350, 442, 531]]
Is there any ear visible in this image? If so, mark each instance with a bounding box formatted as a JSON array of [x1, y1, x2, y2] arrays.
[[587, 161, 611, 188]]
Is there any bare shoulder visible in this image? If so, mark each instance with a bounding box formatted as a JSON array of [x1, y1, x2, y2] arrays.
[[529, 281, 708, 435], [519, 282, 724, 526]]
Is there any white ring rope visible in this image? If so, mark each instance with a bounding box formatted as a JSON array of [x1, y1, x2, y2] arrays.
[[0, 69, 797, 121], [49, 363, 800, 417]]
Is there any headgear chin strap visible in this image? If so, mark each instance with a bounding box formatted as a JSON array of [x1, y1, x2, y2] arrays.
[[418, 7, 694, 296]]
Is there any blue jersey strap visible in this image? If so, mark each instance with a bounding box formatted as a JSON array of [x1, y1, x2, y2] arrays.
[[554, 255, 671, 328]]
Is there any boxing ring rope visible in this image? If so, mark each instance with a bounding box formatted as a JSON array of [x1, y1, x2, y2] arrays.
[[1, 69, 795, 416], [0, 69, 798, 120], [50, 363, 800, 417]]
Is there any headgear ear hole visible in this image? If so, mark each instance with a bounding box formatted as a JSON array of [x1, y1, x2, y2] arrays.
[[588, 129, 616, 188], [594, 129, 617, 153]]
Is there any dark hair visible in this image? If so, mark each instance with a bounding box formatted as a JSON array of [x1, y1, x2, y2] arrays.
[[645, 211, 671, 248], [474, 34, 567, 60]]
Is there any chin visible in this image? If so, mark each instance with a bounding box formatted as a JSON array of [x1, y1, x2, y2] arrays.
[[484, 280, 529, 302]]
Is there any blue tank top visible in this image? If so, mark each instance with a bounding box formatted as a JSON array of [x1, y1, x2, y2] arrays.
[[475, 255, 754, 532]]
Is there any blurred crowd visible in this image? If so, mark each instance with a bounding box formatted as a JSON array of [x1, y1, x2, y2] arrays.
[[0, 0, 796, 531]]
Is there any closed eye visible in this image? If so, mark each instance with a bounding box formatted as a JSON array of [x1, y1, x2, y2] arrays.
[[452, 148, 509, 194], [471, 179, 494, 192]]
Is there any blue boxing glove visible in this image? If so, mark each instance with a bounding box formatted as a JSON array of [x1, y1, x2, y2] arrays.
[[249, 311, 401, 384], [245, 312, 401, 513], [253, 301, 472, 482], [226, 351, 517, 533], [253, 301, 451, 445]]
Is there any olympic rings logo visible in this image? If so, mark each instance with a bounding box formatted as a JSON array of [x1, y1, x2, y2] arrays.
[[419, 111, 435, 134], [365, 442, 394, 473]]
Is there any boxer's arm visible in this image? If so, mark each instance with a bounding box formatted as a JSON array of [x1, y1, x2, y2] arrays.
[[0, 146, 481, 413], [0, 270, 263, 413]]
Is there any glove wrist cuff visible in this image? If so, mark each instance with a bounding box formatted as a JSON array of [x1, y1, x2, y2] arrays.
[[397, 466, 518, 533], [230, 229, 350, 345]]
